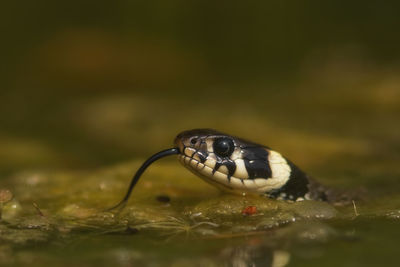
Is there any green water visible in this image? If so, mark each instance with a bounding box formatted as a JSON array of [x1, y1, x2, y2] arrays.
[[1, 1, 400, 266], [1, 107, 399, 266]]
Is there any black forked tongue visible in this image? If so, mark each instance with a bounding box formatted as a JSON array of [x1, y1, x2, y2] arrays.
[[107, 148, 180, 211]]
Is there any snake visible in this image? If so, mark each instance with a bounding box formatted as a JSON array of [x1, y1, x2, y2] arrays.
[[109, 128, 336, 210]]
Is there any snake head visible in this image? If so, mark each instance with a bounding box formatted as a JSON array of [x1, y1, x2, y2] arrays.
[[174, 129, 310, 199]]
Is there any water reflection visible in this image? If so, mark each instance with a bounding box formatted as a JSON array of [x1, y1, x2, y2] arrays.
[[220, 240, 290, 267]]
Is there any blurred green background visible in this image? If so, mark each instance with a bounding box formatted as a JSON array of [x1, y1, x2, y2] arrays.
[[1, 1, 399, 177]]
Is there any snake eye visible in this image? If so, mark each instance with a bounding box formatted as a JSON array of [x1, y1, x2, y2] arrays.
[[190, 137, 198, 145], [213, 138, 234, 157]]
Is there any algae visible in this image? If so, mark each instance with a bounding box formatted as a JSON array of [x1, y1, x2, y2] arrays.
[[0, 154, 399, 266]]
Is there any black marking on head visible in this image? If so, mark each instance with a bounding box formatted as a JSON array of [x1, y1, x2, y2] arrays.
[[196, 150, 208, 163], [242, 147, 272, 179], [213, 159, 236, 182], [224, 160, 236, 180], [213, 162, 221, 175]]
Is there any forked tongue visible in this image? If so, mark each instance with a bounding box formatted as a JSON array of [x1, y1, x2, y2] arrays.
[[107, 148, 179, 211]]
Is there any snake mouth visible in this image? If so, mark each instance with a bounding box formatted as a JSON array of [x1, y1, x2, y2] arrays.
[[178, 154, 236, 191], [174, 140, 185, 155], [178, 152, 287, 194]]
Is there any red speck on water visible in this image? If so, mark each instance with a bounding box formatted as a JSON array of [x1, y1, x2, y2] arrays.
[[241, 206, 257, 216]]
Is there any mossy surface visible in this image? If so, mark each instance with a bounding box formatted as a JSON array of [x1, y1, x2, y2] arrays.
[[1, 152, 400, 266]]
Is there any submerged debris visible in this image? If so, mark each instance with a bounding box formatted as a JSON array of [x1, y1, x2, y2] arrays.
[[156, 195, 171, 203]]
